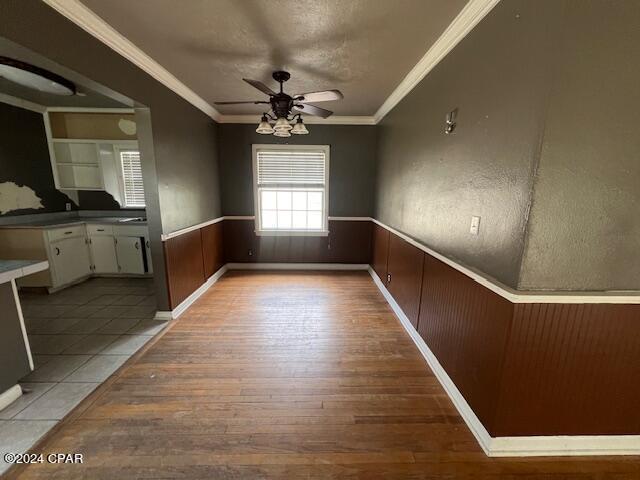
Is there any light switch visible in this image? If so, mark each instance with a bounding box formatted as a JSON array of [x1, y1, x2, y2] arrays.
[[470, 216, 481, 235]]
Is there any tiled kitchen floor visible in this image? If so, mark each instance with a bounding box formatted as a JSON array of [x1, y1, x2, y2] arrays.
[[0, 277, 167, 475]]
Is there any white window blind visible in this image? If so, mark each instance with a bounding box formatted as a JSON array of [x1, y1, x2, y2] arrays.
[[257, 150, 326, 186], [254, 146, 329, 234], [119, 150, 145, 207]]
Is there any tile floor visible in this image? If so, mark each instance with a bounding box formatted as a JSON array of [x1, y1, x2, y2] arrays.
[[0, 277, 168, 475]]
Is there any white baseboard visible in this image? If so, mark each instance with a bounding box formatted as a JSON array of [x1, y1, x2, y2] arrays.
[[0, 384, 22, 412], [226, 263, 369, 271], [155, 265, 228, 320], [367, 267, 640, 457]]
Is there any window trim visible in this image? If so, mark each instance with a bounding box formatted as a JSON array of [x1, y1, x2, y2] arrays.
[[114, 145, 146, 209], [252, 144, 330, 236]]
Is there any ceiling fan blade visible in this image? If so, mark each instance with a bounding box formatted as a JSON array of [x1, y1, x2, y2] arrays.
[[243, 78, 276, 96], [294, 89, 343, 103], [214, 100, 269, 105], [293, 104, 333, 119]]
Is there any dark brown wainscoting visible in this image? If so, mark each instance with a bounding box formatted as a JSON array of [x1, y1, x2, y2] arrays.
[[494, 303, 640, 436], [163, 229, 206, 309], [223, 219, 371, 264], [201, 222, 225, 278], [371, 221, 640, 437], [418, 253, 513, 433], [386, 233, 424, 328], [371, 223, 390, 283]]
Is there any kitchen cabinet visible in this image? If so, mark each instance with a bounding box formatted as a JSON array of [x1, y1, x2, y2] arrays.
[[115, 235, 145, 274], [89, 236, 119, 274], [49, 236, 91, 286], [0, 220, 152, 292], [87, 224, 118, 274]]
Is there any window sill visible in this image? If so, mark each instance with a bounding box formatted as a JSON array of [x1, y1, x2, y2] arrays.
[[255, 230, 329, 237]]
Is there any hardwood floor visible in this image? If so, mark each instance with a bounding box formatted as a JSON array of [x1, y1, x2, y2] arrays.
[[8, 271, 640, 479]]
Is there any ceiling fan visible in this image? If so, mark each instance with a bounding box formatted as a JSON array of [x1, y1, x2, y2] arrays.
[[215, 70, 343, 137]]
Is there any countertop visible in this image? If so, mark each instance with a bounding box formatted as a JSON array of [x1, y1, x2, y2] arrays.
[[0, 260, 49, 284], [0, 217, 147, 229]]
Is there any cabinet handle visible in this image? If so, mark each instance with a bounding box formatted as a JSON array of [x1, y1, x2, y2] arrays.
[[64, 231, 73, 235], [134, 241, 139, 250], [55, 247, 60, 256], [97, 228, 105, 232], [146, 240, 150, 248]]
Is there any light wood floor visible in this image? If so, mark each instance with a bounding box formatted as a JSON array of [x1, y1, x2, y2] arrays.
[[9, 271, 640, 479]]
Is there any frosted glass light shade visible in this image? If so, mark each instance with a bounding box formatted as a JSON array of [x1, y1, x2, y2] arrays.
[[274, 129, 291, 137], [274, 117, 292, 131], [256, 115, 274, 134], [291, 118, 309, 135]]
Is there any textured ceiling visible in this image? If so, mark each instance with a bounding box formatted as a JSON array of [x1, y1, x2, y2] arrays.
[[79, 0, 468, 116]]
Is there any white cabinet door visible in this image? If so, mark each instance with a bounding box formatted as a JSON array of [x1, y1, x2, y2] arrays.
[[115, 236, 145, 274], [90, 236, 118, 273], [50, 237, 91, 286]]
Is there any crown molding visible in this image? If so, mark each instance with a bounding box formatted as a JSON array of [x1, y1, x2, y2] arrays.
[[218, 114, 376, 125], [373, 0, 501, 123], [43, 0, 500, 126], [42, 0, 221, 122]]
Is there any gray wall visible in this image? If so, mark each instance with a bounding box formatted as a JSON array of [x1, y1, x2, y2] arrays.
[[218, 124, 377, 217], [1, 0, 222, 309], [518, 0, 640, 290], [0, 102, 76, 216], [375, 0, 640, 291], [375, 0, 561, 288]]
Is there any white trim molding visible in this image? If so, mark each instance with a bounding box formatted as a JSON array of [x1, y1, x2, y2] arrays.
[[227, 263, 369, 271], [43, 0, 500, 125], [218, 115, 376, 125], [373, 0, 501, 122], [161, 215, 640, 303], [42, 0, 221, 122], [156, 265, 228, 320], [368, 267, 640, 457], [372, 218, 640, 304], [160, 216, 224, 241], [0, 385, 23, 412]]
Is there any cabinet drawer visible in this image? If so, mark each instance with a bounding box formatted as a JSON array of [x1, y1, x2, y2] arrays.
[[47, 225, 86, 242], [113, 225, 148, 237], [86, 224, 114, 236]]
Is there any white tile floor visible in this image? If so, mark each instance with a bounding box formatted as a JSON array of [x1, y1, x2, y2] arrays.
[[0, 277, 168, 475]]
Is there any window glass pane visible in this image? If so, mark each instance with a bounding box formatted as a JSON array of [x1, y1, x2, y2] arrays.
[[277, 191, 291, 210], [262, 210, 277, 228], [277, 210, 292, 229], [308, 191, 322, 211], [261, 190, 276, 210], [292, 191, 307, 211], [292, 211, 306, 228], [308, 211, 322, 229]]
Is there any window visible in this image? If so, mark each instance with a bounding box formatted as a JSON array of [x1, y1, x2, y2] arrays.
[[118, 149, 145, 208], [253, 144, 329, 235]]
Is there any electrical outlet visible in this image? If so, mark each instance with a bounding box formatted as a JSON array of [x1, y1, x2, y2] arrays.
[[248, 249, 253, 257], [65, 202, 72, 211], [470, 216, 481, 235], [387, 273, 391, 284]]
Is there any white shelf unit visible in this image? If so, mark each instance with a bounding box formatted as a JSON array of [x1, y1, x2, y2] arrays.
[[49, 138, 139, 191]]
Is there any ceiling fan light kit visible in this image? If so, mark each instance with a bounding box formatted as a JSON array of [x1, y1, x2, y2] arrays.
[[215, 70, 343, 137]]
